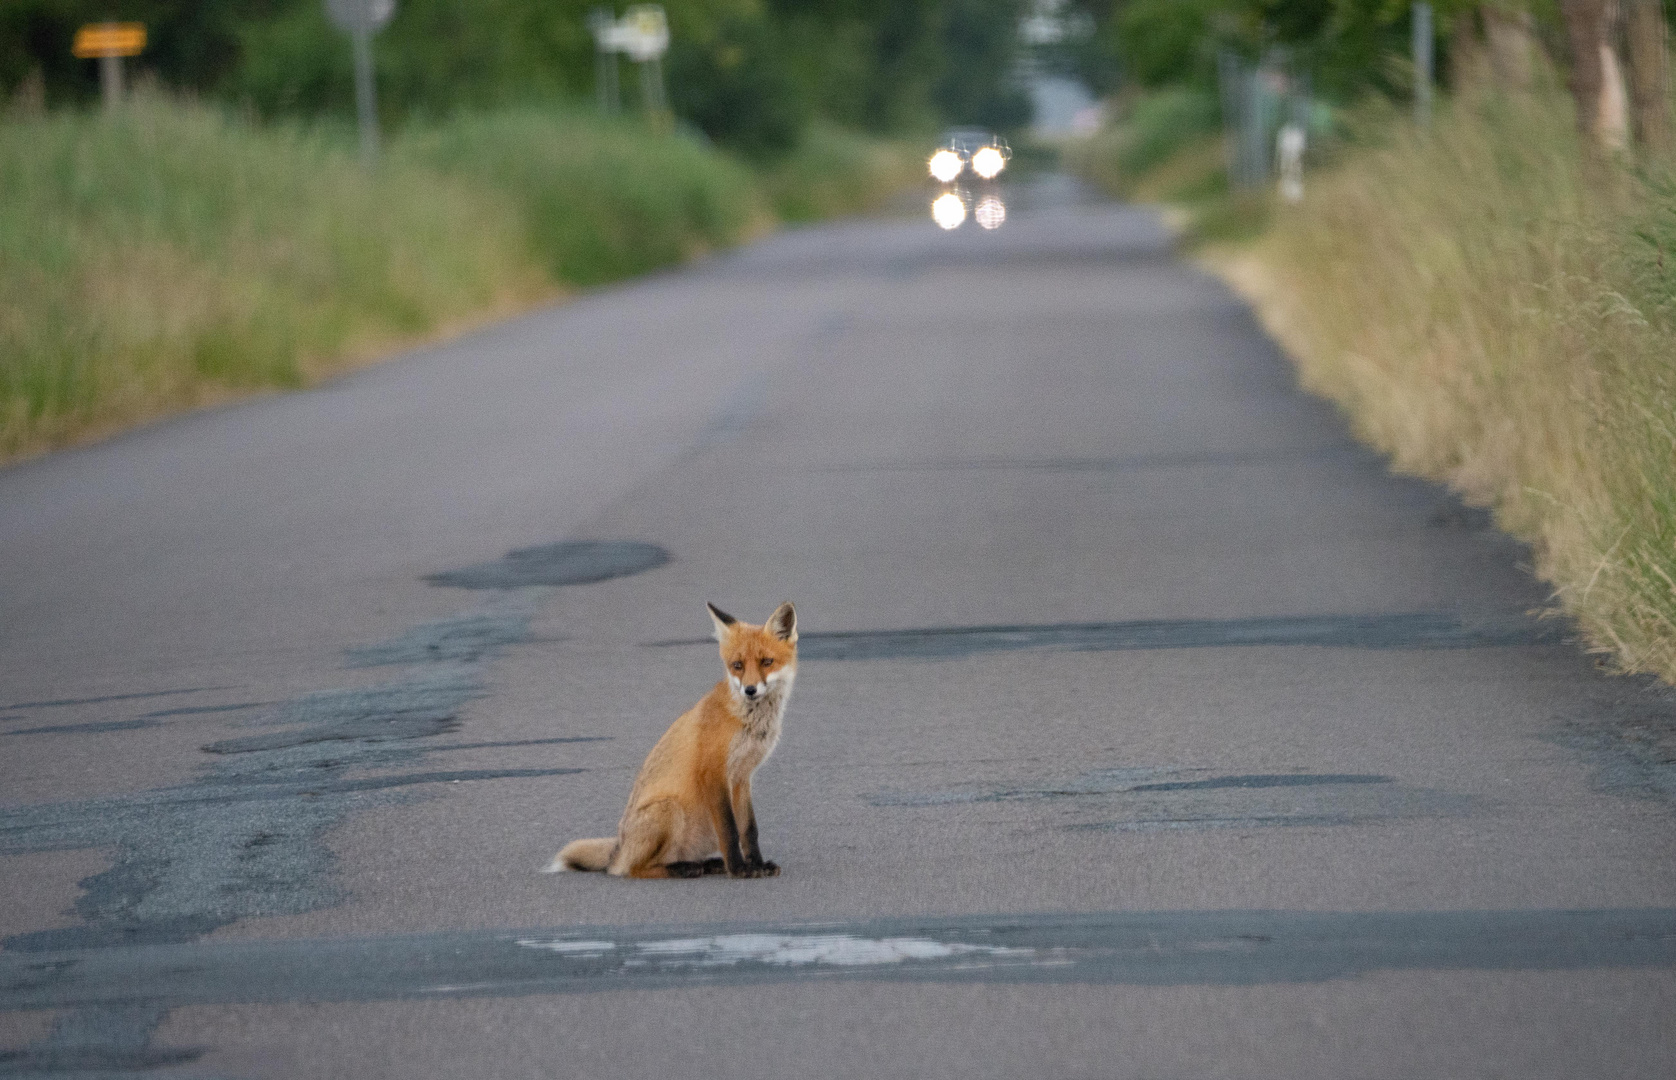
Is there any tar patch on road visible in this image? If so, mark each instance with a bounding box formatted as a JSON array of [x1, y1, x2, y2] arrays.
[[1554, 675, 1676, 806], [5, 909, 1674, 1013], [1, 702, 266, 740], [425, 540, 670, 590], [812, 444, 1378, 475], [0, 688, 233, 713], [869, 766, 1474, 832], [646, 611, 1569, 662], [0, 586, 603, 1072]]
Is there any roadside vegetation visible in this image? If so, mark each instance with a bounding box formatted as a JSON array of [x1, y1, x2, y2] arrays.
[[0, 96, 784, 463], [1225, 85, 1676, 685], [0, 0, 1034, 464], [1066, 1, 1676, 685]]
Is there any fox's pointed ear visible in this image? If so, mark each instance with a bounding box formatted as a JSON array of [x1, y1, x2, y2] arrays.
[[767, 601, 797, 643], [707, 602, 738, 642]]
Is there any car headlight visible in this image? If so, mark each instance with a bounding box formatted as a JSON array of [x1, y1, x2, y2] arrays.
[[928, 149, 964, 183], [970, 145, 1006, 180], [931, 192, 967, 230]]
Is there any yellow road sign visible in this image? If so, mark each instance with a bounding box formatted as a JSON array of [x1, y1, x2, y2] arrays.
[[72, 23, 146, 59]]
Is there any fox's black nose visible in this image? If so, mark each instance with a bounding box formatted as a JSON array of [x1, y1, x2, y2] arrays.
[[744, 685, 758, 698]]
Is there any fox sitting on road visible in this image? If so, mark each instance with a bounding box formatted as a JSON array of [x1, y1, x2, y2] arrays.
[[547, 602, 797, 879]]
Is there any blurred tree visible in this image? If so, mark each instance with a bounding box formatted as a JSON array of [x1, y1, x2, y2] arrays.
[[1, 0, 291, 107], [1055, 0, 1506, 103], [1622, 0, 1670, 153], [667, 9, 809, 158], [0, 0, 1034, 140], [934, 0, 1032, 128]]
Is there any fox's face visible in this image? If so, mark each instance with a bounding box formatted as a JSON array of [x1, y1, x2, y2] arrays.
[[708, 602, 797, 705]]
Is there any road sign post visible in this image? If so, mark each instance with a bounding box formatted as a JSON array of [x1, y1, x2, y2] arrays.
[[325, 0, 395, 168], [71, 23, 146, 111], [587, 6, 669, 120], [589, 8, 622, 115], [1413, 2, 1434, 128]]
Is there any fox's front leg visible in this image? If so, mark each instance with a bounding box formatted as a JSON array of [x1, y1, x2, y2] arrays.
[[708, 788, 753, 878], [731, 779, 779, 877]]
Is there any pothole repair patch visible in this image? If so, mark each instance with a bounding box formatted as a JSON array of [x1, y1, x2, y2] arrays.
[[425, 541, 670, 590]]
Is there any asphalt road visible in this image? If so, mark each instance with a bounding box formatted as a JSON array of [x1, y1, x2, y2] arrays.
[[3, 176, 1675, 1079]]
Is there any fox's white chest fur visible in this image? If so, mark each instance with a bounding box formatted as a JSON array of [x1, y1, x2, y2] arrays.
[[727, 672, 792, 782]]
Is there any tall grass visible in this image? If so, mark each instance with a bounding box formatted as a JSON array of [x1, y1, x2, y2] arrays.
[[1, 97, 916, 466], [0, 97, 546, 460], [1215, 86, 1676, 683]]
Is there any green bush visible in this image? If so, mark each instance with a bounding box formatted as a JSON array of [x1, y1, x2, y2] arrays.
[[761, 123, 923, 222], [397, 108, 768, 286], [666, 14, 810, 161], [1114, 88, 1222, 179], [1068, 88, 1224, 202]]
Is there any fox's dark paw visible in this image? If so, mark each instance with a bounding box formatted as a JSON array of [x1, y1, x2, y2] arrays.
[[665, 861, 707, 878], [732, 861, 779, 879], [700, 857, 727, 875]]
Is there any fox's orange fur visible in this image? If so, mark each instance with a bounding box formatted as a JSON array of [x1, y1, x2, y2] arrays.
[[547, 602, 797, 879]]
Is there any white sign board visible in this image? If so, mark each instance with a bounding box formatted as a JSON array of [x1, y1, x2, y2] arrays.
[[592, 5, 668, 62], [326, 0, 395, 34]]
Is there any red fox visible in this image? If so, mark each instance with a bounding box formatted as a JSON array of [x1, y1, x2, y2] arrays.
[[546, 601, 797, 879]]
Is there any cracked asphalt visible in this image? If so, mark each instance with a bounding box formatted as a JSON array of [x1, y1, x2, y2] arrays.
[[3, 177, 1675, 1078]]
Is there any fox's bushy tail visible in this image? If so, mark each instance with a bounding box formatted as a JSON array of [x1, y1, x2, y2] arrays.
[[544, 837, 615, 873]]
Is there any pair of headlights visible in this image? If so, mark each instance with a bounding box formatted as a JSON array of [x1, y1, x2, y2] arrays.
[[928, 145, 1007, 183]]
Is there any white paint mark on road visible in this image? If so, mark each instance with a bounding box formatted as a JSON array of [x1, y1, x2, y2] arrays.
[[516, 939, 617, 957], [517, 933, 1032, 968]]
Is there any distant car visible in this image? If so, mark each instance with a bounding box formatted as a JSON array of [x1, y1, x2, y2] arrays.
[[927, 129, 1011, 184]]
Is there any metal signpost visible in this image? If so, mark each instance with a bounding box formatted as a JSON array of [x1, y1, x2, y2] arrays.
[[71, 23, 146, 111], [588, 6, 669, 118], [1413, 2, 1434, 128], [325, 0, 396, 168], [588, 9, 622, 114]]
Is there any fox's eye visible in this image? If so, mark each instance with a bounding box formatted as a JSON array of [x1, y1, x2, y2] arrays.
[[731, 661, 745, 672], [760, 658, 773, 668]]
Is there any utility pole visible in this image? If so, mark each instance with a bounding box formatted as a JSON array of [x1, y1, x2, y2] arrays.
[[326, 0, 396, 169], [589, 9, 621, 115], [1413, 2, 1434, 128]]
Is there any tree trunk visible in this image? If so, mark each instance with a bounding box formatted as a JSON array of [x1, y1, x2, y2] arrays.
[[1483, 3, 1535, 89], [1451, 8, 1488, 91], [1562, 0, 1633, 150], [1623, 0, 1672, 153]]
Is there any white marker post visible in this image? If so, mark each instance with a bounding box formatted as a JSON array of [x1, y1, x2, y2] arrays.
[[1276, 123, 1306, 204], [326, 0, 396, 168]]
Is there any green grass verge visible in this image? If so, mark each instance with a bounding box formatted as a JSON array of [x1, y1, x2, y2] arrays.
[[0, 98, 546, 459], [0, 96, 914, 465]]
